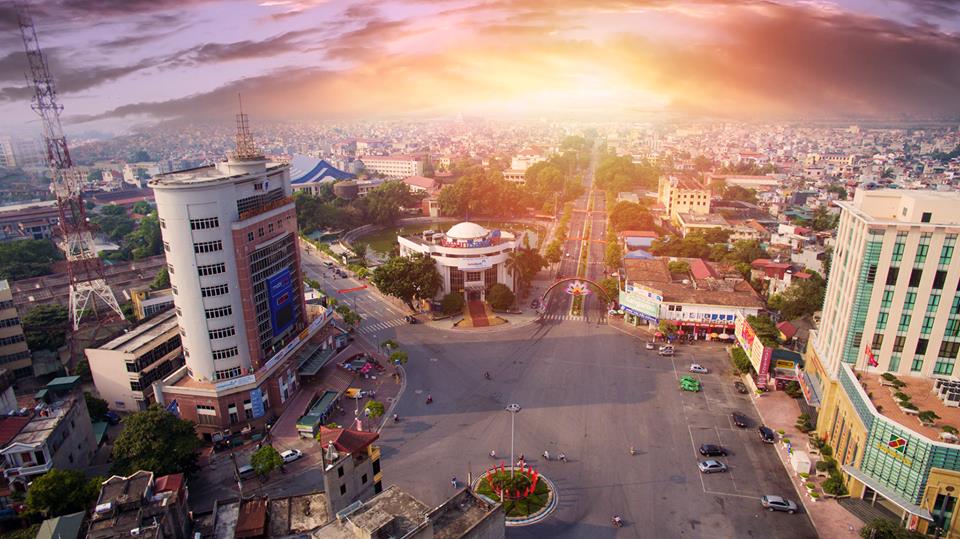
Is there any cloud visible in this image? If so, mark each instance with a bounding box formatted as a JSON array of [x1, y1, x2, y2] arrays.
[[0, 52, 162, 101], [894, 0, 960, 18], [166, 29, 319, 67], [54, 0, 960, 123]]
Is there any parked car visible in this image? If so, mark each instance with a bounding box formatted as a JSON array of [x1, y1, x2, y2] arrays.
[[758, 425, 776, 443], [697, 460, 728, 474], [645, 342, 655, 350], [761, 495, 798, 514], [699, 443, 727, 457], [731, 412, 748, 428], [237, 464, 256, 480], [324, 261, 334, 268], [280, 449, 303, 463], [734, 381, 749, 394], [689, 363, 708, 374], [658, 346, 675, 357], [104, 411, 121, 425]]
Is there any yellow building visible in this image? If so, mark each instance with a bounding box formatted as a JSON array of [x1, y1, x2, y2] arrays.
[[657, 176, 710, 225], [806, 334, 960, 537]]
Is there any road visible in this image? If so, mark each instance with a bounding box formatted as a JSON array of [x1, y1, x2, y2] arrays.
[[379, 320, 817, 538]]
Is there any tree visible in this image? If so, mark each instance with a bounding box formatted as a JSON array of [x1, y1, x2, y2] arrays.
[[768, 274, 826, 320], [84, 392, 109, 420], [151, 266, 170, 290], [365, 400, 385, 421], [371, 253, 441, 309], [668, 260, 691, 274], [811, 206, 839, 231], [598, 277, 619, 303], [487, 283, 515, 310], [723, 185, 759, 204], [859, 518, 925, 539], [130, 150, 151, 162], [723, 240, 766, 266], [364, 181, 418, 225], [609, 201, 655, 232], [124, 210, 163, 260], [441, 292, 465, 315], [545, 242, 562, 265], [22, 304, 69, 352], [389, 350, 408, 365], [91, 206, 136, 242], [111, 405, 200, 476], [26, 469, 101, 517], [131, 200, 152, 214], [250, 444, 283, 478], [658, 320, 677, 336], [604, 230, 622, 269], [0, 239, 63, 280]]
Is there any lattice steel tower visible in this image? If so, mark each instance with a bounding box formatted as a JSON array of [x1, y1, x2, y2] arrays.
[[16, 2, 122, 330]]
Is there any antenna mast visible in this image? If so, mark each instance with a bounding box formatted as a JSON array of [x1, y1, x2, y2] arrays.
[[16, 2, 123, 331]]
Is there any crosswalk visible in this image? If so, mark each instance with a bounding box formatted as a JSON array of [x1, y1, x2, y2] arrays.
[[539, 314, 607, 323], [357, 317, 408, 334]]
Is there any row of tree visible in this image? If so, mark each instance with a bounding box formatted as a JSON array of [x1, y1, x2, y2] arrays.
[[594, 154, 661, 193], [295, 181, 424, 235]]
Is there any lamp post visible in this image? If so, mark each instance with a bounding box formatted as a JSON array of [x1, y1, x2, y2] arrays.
[[506, 403, 521, 478]]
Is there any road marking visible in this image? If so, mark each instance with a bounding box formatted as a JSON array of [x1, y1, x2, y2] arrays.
[[704, 489, 758, 500]]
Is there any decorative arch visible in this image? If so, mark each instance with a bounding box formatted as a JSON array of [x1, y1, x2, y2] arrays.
[[540, 277, 614, 305]]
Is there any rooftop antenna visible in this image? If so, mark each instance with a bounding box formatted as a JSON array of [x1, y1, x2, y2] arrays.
[[232, 93, 262, 161]]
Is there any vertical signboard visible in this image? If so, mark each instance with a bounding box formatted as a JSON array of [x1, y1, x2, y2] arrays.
[[250, 387, 266, 419], [267, 267, 295, 335]]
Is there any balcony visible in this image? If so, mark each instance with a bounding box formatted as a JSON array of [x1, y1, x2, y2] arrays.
[[237, 195, 294, 221], [3, 460, 52, 479]]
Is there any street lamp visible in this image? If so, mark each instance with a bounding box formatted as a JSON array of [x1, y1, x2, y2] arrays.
[[506, 403, 521, 478]]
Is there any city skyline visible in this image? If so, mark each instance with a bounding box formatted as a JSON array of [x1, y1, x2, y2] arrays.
[[1, 0, 960, 135]]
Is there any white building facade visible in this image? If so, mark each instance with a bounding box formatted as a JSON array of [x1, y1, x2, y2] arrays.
[[814, 189, 960, 379], [397, 222, 516, 301], [359, 156, 423, 179]]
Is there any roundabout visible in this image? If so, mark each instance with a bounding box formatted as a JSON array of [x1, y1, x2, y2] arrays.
[[473, 465, 558, 526]]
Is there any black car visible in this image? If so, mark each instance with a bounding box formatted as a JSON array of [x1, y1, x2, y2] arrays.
[[732, 412, 748, 428], [758, 425, 776, 443], [699, 443, 727, 457], [734, 381, 749, 394]]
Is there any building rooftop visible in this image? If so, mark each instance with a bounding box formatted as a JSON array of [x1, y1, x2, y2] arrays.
[[150, 161, 286, 188], [289, 155, 354, 184], [317, 426, 379, 455], [859, 370, 960, 444], [3, 397, 78, 448], [97, 308, 179, 354], [678, 212, 729, 227], [623, 258, 765, 309], [36, 511, 85, 539], [0, 279, 9, 291], [88, 470, 186, 539], [427, 489, 501, 539], [843, 188, 960, 226], [319, 485, 429, 539], [446, 221, 489, 240]]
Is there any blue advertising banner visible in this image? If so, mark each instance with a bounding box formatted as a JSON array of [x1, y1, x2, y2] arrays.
[[267, 267, 295, 335], [250, 388, 266, 419], [166, 399, 180, 417]]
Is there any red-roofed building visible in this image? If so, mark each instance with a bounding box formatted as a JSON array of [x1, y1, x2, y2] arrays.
[[0, 416, 31, 448], [402, 175, 439, 194]]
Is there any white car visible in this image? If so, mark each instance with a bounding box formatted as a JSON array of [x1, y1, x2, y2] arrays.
[[280, 449, 303, 464], [689, 364, 709, 374], [645, 342, 655, 350], [697, 460, 728, 474]]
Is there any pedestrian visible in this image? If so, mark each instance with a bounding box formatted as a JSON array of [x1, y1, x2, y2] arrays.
[[559, 453, 567, 462], [451, 477, 457, 488]]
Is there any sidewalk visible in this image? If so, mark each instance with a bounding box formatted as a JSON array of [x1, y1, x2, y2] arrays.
[[750, 387, 862, 537]]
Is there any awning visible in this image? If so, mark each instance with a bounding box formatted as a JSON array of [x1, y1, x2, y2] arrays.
[[842, 465, 932, 521], [92, 422, 108, 446], [800, 371, 822, 406]]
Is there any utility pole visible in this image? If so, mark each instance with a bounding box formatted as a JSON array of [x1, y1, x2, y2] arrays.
[[506, 403, 521, 478]]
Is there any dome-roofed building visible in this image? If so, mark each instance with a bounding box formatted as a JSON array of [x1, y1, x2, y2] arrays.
[[398, 222, 517, 302]]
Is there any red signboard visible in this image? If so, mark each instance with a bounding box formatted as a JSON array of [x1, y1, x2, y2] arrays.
[[757, 347, 773, 389], [338, 285, 368, 294]]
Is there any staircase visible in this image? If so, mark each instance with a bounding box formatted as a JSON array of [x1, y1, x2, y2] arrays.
[[840, 497, 901, 526]]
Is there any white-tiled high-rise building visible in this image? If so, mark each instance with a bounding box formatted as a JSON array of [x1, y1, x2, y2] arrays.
[[813, 189, 960, 380]]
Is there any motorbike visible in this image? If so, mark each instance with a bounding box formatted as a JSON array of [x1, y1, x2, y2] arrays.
[[426, 395, 433, 404], [612, 516, 623, 528]]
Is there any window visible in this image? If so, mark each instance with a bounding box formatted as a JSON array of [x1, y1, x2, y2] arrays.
[[197, 404, 218, 425], [904, 292, 917, 311], [247, 232, 254, 242], [212, 346, 238, 360], [214, 367, 242, 380], [898, 314, 912, 332], [167, 264, 174, 274], [866, 264, 878, 284], [193, 240, 223, 254], [198, 262, 226, 276], [876, 312, 889, 330], [909, 268, 922, 287], [871, 333, 884, 350], [466, 271, 481, 281], [893, 336, 906, 354], [885, 267, 899, 286], [0, 335, 25, 346], [947, 319, 960, 338], [338, 466, 344, 477], [372, 459, 381, 475], [892, 241, 905, 262], [941, 245, 955, 266], [171, 285, 178, 295], [916, 339, 928, 355], [208, 326, 236, 340], [934, 270, 947, 290], [160, 218, 166, 229], [915, 244, 929, 264], [939, 341, 960, 360], [205, 305, 232, 319], [922, 316, 935, 335], [201, 284, 229, 298], [339, 484, 347, 496], [921, 212, 932, 223], [881, 290, 894, 309], [0, 317, 21, 328], [244, 399, 253, 419], [228, 404, 238, 425], [163, 241, 171, 252], [912, 357, 924, 372], [189, 217, 219, 230], [268, 223, 274, 233], [928, 294, 941, 313]]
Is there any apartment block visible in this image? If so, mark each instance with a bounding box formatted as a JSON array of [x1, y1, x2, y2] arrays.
[[0, 280, 31, 380]]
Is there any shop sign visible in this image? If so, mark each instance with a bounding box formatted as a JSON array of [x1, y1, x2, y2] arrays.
[[757, 347, 773, 389], [620, 284, 661, 322], [776, 360, 796, 369], [458, 257, 493, 270], [216, 374, 256, 392], [250, 388, 266, 418]]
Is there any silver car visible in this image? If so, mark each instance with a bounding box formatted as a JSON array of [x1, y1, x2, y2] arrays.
[[697, 460, 727, 474], [761, 495, 798, 513], [689, 363, 708, 374]]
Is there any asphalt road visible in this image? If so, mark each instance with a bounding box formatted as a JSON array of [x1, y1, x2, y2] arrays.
[[378, 319, 817, 538]]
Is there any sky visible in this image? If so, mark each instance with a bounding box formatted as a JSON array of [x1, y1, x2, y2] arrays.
[[1, 0, 959, 135]]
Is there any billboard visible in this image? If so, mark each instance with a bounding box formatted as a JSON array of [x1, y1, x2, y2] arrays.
[[456, 257, 493, 270], [619, 283, 662, 322], [267, 267, 296, 335], [250, 388, 266, 419]]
